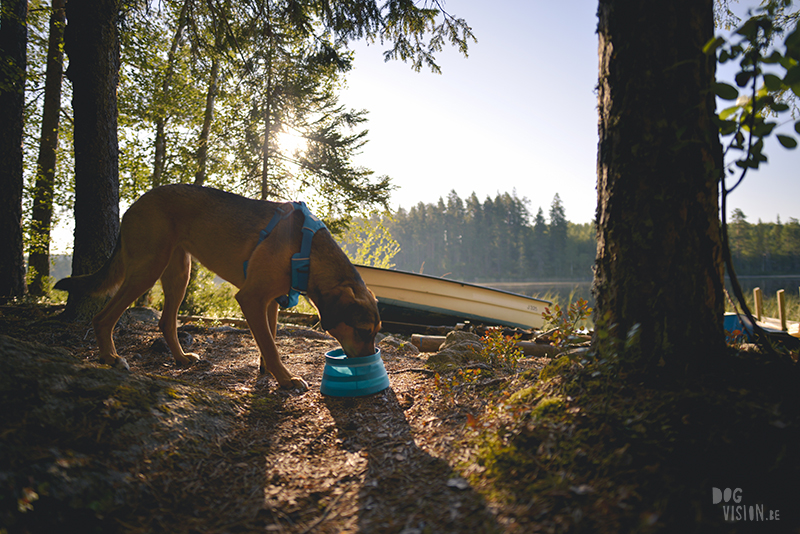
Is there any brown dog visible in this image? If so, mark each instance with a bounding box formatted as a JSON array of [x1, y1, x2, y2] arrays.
[[55, 184, 381, 389]]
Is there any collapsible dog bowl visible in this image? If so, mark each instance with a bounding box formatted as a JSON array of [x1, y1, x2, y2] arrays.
[[320, 348, 390, 397]]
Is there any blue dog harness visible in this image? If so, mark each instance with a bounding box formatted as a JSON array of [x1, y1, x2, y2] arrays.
[[243, 201, 327, 309]]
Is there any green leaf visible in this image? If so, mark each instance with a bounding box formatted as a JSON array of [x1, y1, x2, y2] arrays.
[[718, 120, 737, 136], [762, 51, 784, 64], [785, 28, 800, 55], [736, 70, 755, 87], [736, 18, 759, 40], [777, 134, 798, 149], [779, 56, 795, 70], [763, 73, 783, 91], [770, 102, 790, 113], [714, 82, 739, 100], [753, 122, 776, 137], [784, 65, 800, 86], [719, 105, 739, 121], [795, 120, 800, 135], [703, 36, 726, 55]]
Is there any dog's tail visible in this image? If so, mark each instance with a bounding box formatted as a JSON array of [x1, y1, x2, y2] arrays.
[[54, 238, 124, 298]]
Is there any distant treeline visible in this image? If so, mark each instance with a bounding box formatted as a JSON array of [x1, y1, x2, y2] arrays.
[[728, 209, 800, 275], [379, 195, 800, 283], [383, 191, 596, 282]]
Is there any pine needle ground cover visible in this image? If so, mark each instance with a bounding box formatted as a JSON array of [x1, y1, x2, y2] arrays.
[[1, 304, 799, 533]]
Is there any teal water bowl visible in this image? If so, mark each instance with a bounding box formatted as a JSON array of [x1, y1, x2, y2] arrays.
[[320, 348, 390, 397]]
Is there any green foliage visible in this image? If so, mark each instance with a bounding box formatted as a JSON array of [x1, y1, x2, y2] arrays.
[[142, 264, 239, 319], [336, 213, 401, 268], [19, 0, 475, 265], [178, 264, 240, 318], [433, 329, 524, 403], [474, 328, 524, 373], [542, 297, 593, 348], [21, 0, 74, 257], [707, 2, 800, 175], [708, 1, 800, 350]]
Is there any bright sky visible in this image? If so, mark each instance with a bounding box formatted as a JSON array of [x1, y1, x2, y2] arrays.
[[339, 0, 800, 225], [51, 0, 798, 253]]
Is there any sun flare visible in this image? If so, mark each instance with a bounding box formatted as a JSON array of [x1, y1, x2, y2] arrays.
[[277, 130, 307, 157]]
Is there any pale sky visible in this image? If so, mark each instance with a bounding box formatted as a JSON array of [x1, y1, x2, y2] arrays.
[[339, 0, 799, 225], [51, 0, 798, 253]]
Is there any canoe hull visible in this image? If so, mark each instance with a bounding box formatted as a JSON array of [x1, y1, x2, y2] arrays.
[[355, 265, 550, 330]]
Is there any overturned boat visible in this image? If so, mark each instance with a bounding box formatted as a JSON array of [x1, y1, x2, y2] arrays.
[[355, 265, 551, 330]]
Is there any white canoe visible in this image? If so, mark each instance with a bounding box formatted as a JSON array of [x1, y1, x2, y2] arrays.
[[355, 265, 551, 330]]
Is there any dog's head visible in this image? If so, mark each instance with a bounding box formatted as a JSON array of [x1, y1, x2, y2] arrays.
[[319, 284, 381, 357]]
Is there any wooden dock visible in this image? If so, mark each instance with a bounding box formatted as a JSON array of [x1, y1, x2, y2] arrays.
[[752, 287, 800, 338]]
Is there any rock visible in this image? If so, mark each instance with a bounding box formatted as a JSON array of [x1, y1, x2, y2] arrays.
[[426, 331, 483, 370], [120, 306, 161, 325], [378, 335, 420, 356], [149, 331, 194, 354]]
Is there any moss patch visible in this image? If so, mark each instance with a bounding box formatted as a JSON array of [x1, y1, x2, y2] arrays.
[[464, 346, 800, 532]]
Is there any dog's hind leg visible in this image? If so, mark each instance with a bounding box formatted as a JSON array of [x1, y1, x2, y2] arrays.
[[159, 246, 200, 367], [92, 257, 167, 370]]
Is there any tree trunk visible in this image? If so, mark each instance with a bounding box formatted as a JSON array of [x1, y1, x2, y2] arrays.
[[29, 0, 66, 298], [151, 0, 189, 188], [594, 0, 725, 374], [260, 6, 274, 202], [0, 0, 28, 300], [261, 49, 274, 201], [194, 56, 219, 186], [62, 0, 122, 320]]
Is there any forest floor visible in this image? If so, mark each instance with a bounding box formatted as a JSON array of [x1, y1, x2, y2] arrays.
[[2, 303, 800, 533]]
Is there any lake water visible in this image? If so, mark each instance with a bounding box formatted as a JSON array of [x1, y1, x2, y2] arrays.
[[730, 276, 800, 299], [485, 280, 594, 306], [486, 275, 800, 307]]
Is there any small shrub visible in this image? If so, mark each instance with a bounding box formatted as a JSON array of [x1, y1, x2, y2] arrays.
[[474, 328, 524, 372], [542, 297, 592, 348]]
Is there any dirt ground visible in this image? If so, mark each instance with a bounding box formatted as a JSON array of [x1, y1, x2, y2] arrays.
[[0, 304, 549, 533]]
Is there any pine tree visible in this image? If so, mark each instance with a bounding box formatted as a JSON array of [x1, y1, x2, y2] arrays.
[[548, 194, 567, 277], [28, 0, 66, 297]]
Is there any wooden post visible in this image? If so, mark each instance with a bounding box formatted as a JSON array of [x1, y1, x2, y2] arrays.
[[777, 289, 787, 331], [753, 287, 763, 322]]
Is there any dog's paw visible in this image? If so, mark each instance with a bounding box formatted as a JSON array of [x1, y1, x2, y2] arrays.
[[281, 376, 309, 391], [176, 353, 201, 367]]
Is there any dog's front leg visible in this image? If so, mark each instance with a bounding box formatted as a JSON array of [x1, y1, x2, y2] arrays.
[[236, 289, 309, 390]]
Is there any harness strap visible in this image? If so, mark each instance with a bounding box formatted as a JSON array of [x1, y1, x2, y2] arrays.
[[243, 201, 326, 309]]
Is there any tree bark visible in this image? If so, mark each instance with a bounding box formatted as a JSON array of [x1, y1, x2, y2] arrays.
[[594, 0, 726, 374], [194, 56, 219, 186], [62, 0, 122, 319], [0, 0, 28, 300], [261, 47, 274, 201], [29, 0, 66, 297]]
